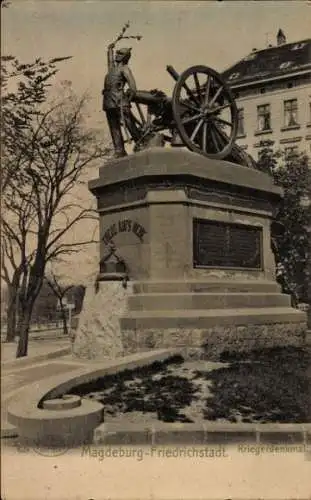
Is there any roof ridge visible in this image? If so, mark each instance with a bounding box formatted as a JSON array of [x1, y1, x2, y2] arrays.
[[250, 37, 311, 54], [222, 37, 311, 82]]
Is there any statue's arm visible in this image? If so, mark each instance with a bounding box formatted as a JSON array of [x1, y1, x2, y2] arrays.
[[107, 43, 115, 70]]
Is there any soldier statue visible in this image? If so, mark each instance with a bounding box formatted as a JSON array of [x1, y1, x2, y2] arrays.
[[102, 43, 139, 157], [102, 24, 260, 170]]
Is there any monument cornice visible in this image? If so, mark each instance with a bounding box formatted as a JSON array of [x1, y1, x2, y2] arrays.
[[89, 149, 283, 200]]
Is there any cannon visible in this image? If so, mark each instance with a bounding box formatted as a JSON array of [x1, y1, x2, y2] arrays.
[[122, 64, 239, 160]]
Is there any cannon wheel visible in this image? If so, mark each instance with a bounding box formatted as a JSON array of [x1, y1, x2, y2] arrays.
[[172, 65, 238, 159]]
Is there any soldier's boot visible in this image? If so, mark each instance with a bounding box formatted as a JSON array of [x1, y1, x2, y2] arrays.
[[106, 109, 127, 158], [171, 129, 184, 147]]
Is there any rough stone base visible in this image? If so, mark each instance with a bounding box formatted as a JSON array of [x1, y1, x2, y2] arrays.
[[73, 281, 132, 360], [122, 323, 307, 360]]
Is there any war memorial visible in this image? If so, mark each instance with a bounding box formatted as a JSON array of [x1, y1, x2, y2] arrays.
[[74, 39, 306, 360], [6, 33, 309, 448]]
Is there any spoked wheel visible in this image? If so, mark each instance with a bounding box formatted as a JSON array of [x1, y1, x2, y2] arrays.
[[122, 101, 150, 148], [172, 65, 238, 159]]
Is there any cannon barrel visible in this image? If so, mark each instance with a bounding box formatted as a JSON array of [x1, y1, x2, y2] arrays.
[[166, 65, 180, 82]]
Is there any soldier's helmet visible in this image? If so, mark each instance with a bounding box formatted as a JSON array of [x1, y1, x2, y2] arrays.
[[115, 47, 132, 63]]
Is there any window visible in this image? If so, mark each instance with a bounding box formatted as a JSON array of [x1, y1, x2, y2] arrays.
[[228, 72, 240, 81], [285, 146, 298, 158], [257, 104, 271, 131], [284, 99, 298, 127], [291, 43, 306, 50], [279, 61, 293, 69], [237, 108, 245, 136]]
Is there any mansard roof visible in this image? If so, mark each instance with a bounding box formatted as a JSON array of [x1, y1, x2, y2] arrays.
[[222, 38, 311, 87]]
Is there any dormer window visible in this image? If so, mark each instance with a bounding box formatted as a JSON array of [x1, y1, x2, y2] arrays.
[[228, 72, 240, 81], [279, 61, 293, 69], [291, 43, 306, 50]]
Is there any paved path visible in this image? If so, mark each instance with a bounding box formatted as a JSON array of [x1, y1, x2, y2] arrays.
[[2, 358, 83, 395], [1, 340, 85, 437], [1, 338, 71, 363]]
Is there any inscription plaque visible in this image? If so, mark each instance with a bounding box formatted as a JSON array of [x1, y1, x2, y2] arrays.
[[193, 219, 262, 269]]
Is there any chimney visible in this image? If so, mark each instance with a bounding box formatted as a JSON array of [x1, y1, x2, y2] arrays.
[[277, 29, 286, 46]]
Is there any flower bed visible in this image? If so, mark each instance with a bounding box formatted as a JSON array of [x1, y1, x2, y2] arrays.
[[68, 347, 311, 424]]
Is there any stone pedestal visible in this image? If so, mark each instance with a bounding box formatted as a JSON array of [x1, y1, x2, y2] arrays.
[[78, 148, 306, 359], [73, 281, 129, 359]]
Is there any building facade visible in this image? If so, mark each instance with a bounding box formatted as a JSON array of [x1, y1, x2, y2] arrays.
[[222, 31, 311, 160]]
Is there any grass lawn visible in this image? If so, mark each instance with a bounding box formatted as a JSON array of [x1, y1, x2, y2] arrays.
[[69, 346, 311, 424]]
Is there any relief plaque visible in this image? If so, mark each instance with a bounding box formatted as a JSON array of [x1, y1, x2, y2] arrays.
[[193, 218, 262, 269]]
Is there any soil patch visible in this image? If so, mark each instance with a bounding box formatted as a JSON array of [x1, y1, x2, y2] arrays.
[[67, 347, 311, 424]]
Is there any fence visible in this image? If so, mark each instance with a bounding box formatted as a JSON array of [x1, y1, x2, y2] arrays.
[[1, 316, 79, 341]]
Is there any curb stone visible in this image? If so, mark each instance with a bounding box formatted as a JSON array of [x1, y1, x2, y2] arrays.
[[3, 347, 310, 447], [93, 422, 311, 445]]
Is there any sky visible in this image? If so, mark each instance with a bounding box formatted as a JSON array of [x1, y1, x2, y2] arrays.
[[2, 0, 311, 128], [2, 0, 311, 283]]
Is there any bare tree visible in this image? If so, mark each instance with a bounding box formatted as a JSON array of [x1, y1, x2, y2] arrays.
[[45, 271, 74, 337], [1, 55, 74, 342], [1, 243, 22, 342], [1, 87, 109, 357]]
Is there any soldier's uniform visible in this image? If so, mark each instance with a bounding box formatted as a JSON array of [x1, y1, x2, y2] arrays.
[[102, 47, 137, 157]]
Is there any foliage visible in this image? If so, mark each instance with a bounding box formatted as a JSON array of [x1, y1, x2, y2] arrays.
[[203, 346, 310, 423], [68, 356, 194, 423], [1, 55, 71, 342], [1, 54, 109, 355], [1, 55, 72, 194], [109, 21, 142, 46], [67, 348, 310, 424], [256, 139, 281, 175], [257, 140, 311, 304]]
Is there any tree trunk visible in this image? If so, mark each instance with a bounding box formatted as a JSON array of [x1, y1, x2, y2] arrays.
[[306, 228, 311, 329], [15, 268, 45, 357], [6, 294, 17, 342], [16, 306, 32, 358], [60, 305, 68, 336], [6, 282, 19, 342]]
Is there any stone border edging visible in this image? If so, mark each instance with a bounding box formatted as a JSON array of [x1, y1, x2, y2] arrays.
[[1, 422, 19, 438], [42, 395, 82, 410], [2, 346, 72, 371], [1, 385, 31, 439], [6, 347, 311, 446], [6, 349, 184, 446], [94, 421, 311, 445]]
